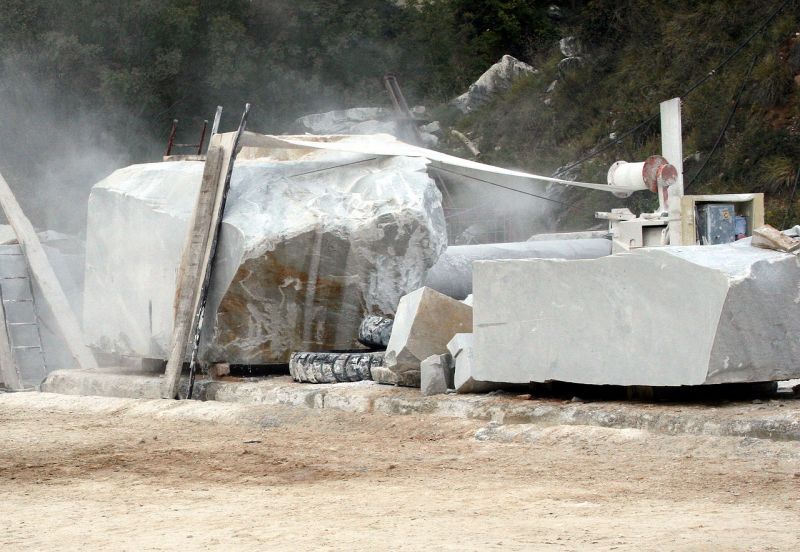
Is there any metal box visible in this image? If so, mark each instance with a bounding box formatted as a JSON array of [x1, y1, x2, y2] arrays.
[[696, 203, 736, 245]]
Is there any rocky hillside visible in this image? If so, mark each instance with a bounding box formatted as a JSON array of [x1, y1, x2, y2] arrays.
[[0, 0, 797, 232], [432, 1, 800, 229]]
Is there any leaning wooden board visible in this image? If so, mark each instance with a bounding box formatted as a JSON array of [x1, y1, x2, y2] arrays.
[[161, 140, 228, 398], [0, 171, 98, 372]]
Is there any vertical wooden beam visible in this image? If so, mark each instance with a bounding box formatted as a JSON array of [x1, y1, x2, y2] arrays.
[[0, 171, 98, 371], [161, 139, 229, 398], [0, 287, 21, 390]]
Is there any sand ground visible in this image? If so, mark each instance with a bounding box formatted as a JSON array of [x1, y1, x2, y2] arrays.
[[0, 392, 798, 551]]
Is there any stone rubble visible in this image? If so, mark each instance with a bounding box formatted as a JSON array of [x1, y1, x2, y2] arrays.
[[447, 333, 498, 394], [420, 353, 454, 396], [376, 287, 472, 387]]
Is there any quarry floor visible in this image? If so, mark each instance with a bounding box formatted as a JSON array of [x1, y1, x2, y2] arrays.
[[0, 392, 798, 551]]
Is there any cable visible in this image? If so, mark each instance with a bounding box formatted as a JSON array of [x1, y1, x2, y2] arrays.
[[685, 54, 758, 190], [553, 0, 792, 178], [288, 157, 379, 178], [430, 165, 573, 207]]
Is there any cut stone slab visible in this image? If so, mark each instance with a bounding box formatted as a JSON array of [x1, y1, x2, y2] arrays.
[[451, 55, 537, 113], [84, 147, 446, 365], [447, 333, 498, 394], [378, 287, 472, 387], [473, 242, 800, 386], [420, 353, 454, 396]]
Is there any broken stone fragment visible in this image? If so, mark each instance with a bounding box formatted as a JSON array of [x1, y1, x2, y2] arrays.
[[751, 224, 800, 253], [376, 287, 473, 387], [420, 353, 454, 396], [83, 148, 446, 365], [473, 242, 800, 386], [447, 333, 498, 394]]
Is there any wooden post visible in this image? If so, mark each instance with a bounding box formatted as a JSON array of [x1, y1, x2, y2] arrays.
[[0, 171, 98, 371], [0, 287, 21, 390], [161, 139, 229, 398]]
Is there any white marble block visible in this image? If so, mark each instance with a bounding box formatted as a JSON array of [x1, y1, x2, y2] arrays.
[[473, 242, 800, 386], [83, 149, 446, 364]]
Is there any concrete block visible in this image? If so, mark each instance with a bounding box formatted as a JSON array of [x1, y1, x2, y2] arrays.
[[447, 333, 497, 394], [473, 242, 800, 386], [379, 287, 472, 387], [420, 353, 454, 396]]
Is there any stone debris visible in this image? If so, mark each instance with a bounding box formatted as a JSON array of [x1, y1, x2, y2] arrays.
[[357, 315, 394, 349], [447, 333, 497, 394], [420, 353, 454, 396], [377, 287, 473, 387], [751, 224, 800, 253], [293, 107, 439, 148], [84, 146, 446, 365], [289, 351, 382, 384], [473, 242, 800, 386], [451, 55, 537, 113]]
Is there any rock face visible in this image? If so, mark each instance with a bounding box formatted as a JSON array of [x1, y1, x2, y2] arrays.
[[83, 149, 446, 364], [472, 242, 800, 386], [452, 55, 537, 113], [376, 287, 472, 386]]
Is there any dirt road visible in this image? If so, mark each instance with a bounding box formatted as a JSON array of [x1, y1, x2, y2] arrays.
[[0, 392, 798, 551]]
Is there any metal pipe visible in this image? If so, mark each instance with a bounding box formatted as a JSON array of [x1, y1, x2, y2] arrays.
[[165, 119, 178, 156]]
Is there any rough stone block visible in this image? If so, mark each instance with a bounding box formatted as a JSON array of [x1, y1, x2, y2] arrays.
[[473, 242, 800, 386], [447, 333, 498, 394], [451, 55, 537, 113], [84, 148, 446, 364], [378, 287, 472, 387], [420, 353, 454, 396]]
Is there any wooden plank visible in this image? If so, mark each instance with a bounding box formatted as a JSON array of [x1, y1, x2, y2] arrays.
[[0, 171, 98, 371], [161, 140, 228, 398], [0, 287, 21, 390]]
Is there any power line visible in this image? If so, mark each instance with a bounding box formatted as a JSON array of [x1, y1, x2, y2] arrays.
[[553, 0, 792, 178]]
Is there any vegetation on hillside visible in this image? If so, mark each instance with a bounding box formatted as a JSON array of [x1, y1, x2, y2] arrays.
[[0, 0, 797, 230]]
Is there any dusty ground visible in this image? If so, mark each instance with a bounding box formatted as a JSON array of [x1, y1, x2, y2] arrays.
[[0, 393, 798, 551]]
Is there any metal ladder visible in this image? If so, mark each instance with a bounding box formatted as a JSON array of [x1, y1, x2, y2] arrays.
[[0, 244, 47, 389]]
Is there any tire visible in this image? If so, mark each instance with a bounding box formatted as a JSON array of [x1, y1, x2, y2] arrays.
[[289, 351, 384, 383], [357, 315, 394, 349]]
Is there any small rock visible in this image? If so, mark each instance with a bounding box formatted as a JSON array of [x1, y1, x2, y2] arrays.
[[420, 353, 454, 396], [559, 36, 582, 58]]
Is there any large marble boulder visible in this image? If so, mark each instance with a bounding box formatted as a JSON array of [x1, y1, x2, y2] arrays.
[[473, 242, 800, 386], [83, 149, 446, 364]]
